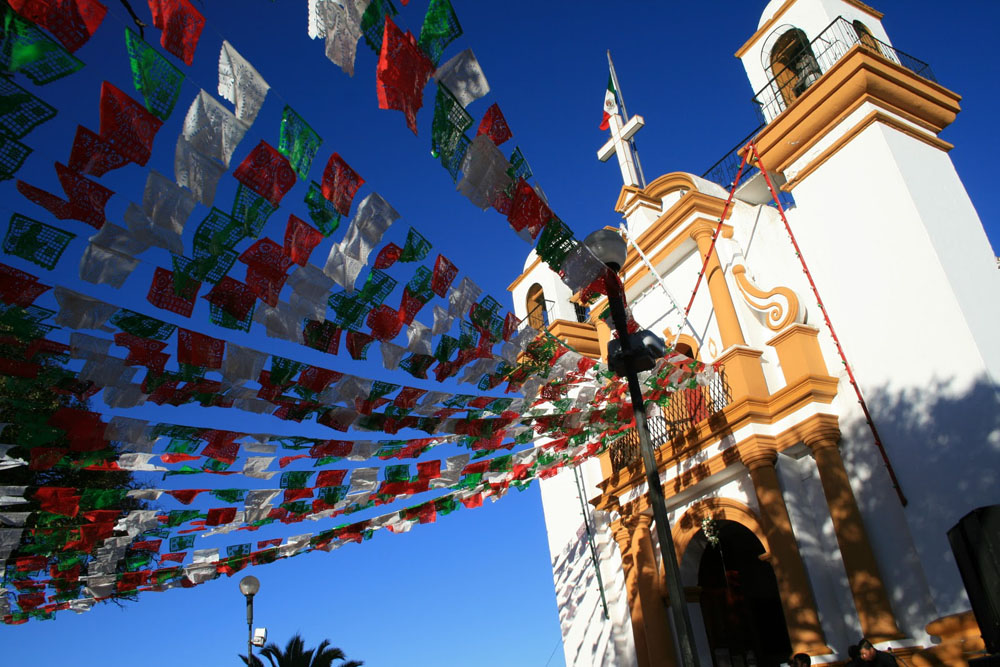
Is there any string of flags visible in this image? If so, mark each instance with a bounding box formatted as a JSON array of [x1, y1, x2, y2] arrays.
[[0, 0, 721, 624]]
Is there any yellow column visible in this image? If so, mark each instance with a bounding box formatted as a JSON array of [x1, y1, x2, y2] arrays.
[[634, 514, 678, 667], [742, 441, 832, 655], [806, 435, 904, 641], [691, 224, 745, 349], [613, 516, 651, 667]]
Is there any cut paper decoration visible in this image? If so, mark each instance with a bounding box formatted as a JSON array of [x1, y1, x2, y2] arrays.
[[179, 90, 249, 168], [232, 183, 278, 239], [233, 141, 297, 207], [177, 328, 224, 368], [360, 0, 396, 54], [476, 103, 512, 147], [417, 0, 461, 65], [0, 5, 85, 84], [278, 106, 322, 180], [137, 169, 196, 253], [110, 308, 176, 340], [304, 181, 340, 236], [8, 0, 107, 53], [3, 212, 75, 269], [173, 138, 226, 206], [98, 81, 164, 166], [79, 243, 138, 288], [507, 179, 552, 241], [433, 48, 489, 108], [430, 83, 472, 165], [68, 126, 130, 176], [53, 286, 116, 329], [239, 238, 292, 306], [0, 76, 58, 139], [283, 214, 323, 266], [317, 0, 368, 77], [125, 28, 185, 121], [207, 281, 255, 332], [17, 162, 112, 228], [321, 152, 364, 217], [147, 266, 198, 317], [376, 16, 434, 135], [457, 134, 512, 210], [217, 40, 270, 124], [339, 192, 399, 266], [148, 0, 205, 66], [0, 134, 31, 181], [557, 244, 608, 293], [0, 263, 50, 306]]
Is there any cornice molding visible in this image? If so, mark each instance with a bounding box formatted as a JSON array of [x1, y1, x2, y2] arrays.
[[749, 47, 961, 173]]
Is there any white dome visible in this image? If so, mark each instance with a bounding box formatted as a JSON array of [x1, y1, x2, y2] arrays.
[[523, 248, 538, 270], [758, 0, 786, 28]]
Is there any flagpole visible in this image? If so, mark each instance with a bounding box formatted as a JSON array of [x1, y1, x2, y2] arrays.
[[607, 50, 647, 188]]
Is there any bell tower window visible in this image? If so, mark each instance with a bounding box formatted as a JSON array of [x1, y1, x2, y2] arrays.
[[853, 20, 881, 54], [526, 284, 547, 330], [769, 28, 821, 108]]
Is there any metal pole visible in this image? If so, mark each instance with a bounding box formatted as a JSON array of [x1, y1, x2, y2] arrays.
[[246, 594, 254, 666], [602, 271, 700, 667], [607, 50, 647, 189]]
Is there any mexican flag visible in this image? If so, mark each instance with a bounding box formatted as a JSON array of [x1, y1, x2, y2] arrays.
[[599, 74, 618, 130]]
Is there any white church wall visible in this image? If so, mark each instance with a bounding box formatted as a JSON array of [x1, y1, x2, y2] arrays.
[[539, 457, 637, 667], [783, 121, 1000, 616], [629, 247, 726, 361], [878, 127, 1000, 386], [778, 451, 861, 657], [814, 0, 893, 45], [511, 250, 579, 325]]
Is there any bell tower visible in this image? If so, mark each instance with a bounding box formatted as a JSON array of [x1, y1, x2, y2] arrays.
[[736, 0, 1000, 626]]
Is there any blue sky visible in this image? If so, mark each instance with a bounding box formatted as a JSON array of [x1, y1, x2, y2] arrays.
[[1, 1, 997, 666]]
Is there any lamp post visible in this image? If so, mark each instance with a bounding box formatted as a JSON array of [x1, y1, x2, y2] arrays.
[[583, 229, 701, 667], [239, 575, 260, 666]]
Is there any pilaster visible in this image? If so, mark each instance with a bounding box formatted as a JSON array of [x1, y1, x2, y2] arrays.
[[806, 434, 904, 642], [691, 224, 745, 349], [612, 515, 651, 667], [740, 437, 832, 655]]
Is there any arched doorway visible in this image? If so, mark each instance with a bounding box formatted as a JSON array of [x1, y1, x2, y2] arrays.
[[769, 28, 821, 108], [697, 520, 791, 667]]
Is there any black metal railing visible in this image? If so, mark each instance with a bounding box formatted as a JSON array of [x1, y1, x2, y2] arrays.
[[752, 16, 937, 124], [609, 368, 733, 474], [701, 124, 765, 192]]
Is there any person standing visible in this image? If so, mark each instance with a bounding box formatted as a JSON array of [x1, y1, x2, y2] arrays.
[[858, 639, 899, 667]]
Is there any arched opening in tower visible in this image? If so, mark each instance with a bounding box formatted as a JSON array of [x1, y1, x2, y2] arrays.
[[769, 28, 821, 108]]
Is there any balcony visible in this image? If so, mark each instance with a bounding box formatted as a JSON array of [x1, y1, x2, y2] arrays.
[[609, 368, 733, 474], [752, 16, 936, 124], [701, 17, 936, 201]]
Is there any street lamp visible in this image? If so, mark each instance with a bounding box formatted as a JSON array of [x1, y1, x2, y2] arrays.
[[239, 575, 260, 666], [583, 229, 701, 667]]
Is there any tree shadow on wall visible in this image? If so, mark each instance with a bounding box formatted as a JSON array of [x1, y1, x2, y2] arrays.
[[839, 374, 1000, 624]]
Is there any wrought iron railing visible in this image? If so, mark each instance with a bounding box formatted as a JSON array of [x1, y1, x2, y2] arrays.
[[701, 124, 765, 192], [752, 16, 936, 124], [609, 368, 733, 474]]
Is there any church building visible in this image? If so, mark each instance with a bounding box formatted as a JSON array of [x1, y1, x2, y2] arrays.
[[507, 1, 1000, 665]]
